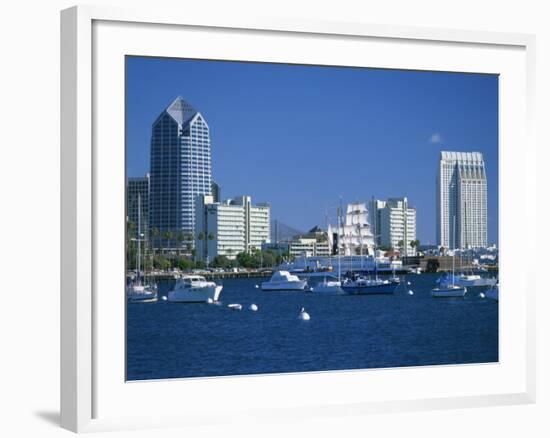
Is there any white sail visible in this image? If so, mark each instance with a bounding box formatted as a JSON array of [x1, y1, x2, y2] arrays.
[[334, 202, 375, 256]]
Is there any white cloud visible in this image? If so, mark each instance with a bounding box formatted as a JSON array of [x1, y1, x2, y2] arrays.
[[430, 133, 443, 144]]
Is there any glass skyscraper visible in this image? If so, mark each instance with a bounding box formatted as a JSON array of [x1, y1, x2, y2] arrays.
[[149, 97, 212, 251], [436, 151, 487, 249]]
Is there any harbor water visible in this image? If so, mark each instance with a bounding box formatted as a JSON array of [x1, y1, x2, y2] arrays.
[[126, 273, 498, 380]]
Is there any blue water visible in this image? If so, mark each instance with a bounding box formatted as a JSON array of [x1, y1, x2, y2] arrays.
[[126, 273, 498, 380]]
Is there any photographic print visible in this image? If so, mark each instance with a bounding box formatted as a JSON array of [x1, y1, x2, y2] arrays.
[[125, 56, 499, 381]]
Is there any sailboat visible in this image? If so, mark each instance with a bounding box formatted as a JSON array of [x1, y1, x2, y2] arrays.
[[431, 218, 466, 298], [341, 250, 400, 294], [127, 194, 158, 303], [311, 208, 343, 294], [341, 230, 399, 295], [454, 203, 497, 288]]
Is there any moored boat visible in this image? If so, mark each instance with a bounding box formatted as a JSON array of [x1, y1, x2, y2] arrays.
[[432, 217, 467, 298], [261, 271, 308, 291], [127, 281, 158, 303], [456, 273, 497, 287], [310, 276, 343, 294], [127, 193, 158, 303], [341, 274, 400, 295], [431, 284, 466, 298], [168, 275, 223, 303]]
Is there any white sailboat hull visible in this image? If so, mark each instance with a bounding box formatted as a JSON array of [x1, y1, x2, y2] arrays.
[[127, 285, 158, 303], [431, 286, 466, 298], [311, 281, 343, 294]]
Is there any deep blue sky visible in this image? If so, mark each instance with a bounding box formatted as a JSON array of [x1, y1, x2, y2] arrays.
[[126, 57, 499, 245]]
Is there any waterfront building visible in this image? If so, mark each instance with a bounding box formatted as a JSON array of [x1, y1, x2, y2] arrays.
[[328, 202, 375, 256], [288, 237, 331, 258], [149, 97, 212, 253], [368, 198, 387, 246], [375, 197, 417, 256], [436, 151, 487, 249], [127, 174, 150, 239], [195, 195, 270, 261], [263, 226, 331, 258]]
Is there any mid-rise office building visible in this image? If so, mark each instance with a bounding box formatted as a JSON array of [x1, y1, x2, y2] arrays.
[[195, 195, 270, 261], [263, 226, 330, 258], [127, 174, 150, 239], [149, 97, 212, 252], [436, 151, 487, 249], [288, 237, 331, 258]]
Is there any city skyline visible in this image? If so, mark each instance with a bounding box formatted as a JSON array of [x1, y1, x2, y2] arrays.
[[126, 56, 499, 245]]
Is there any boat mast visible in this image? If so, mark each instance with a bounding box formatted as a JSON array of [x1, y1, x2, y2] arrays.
[[337, 205, 341, 283], [452, 215, 455, 287], [137, 193, 141, 283], [325, 210, 331, 271]]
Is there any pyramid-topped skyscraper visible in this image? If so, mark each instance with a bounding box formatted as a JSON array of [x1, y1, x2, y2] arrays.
[[149, 97, 212, 252]]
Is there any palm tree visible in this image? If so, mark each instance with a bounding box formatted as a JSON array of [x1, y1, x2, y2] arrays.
[[409, 239, 420, 255], [150, 227, 160, 256], [163, 230, 174, 254], [177, 230, 186, 244], [397, 240, 405, 256], [226, 247, 234, 261]]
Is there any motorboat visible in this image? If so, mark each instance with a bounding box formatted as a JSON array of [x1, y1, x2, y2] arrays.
[[456, 273, 497, 287], [261, 271, 308, 291], [167, 275, 223, 303], [341, 274, 400, 295], [436, 273, 496, 288]]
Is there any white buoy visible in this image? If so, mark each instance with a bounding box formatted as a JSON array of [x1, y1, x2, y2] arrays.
[[408, 290, 414, 295], [207, 298, 214, 304], [249, 303, 258, 311], [479, 292, 485, 299], [161, 295, 167, 301], [407, 281, 411, 286], [227, 303, 242, 311], [298, 307, 310, 321], [254, 284, 259, 289]]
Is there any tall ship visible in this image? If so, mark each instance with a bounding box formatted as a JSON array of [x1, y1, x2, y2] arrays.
[[278, 201, 402, 276], [328, 202, 375, 257]]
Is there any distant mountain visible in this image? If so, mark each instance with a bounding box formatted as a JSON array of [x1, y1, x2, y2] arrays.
[[270, 220, 304, 242]]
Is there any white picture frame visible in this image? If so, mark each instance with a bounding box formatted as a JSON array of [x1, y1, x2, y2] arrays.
[[60, 4, 536, 433]]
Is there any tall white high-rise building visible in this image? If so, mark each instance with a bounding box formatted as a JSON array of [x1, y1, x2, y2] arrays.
[[195, 195, 270, 261], [436, 151, 487, 249], [370, 197, 417, 255], [368, 198, 387, 246]]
